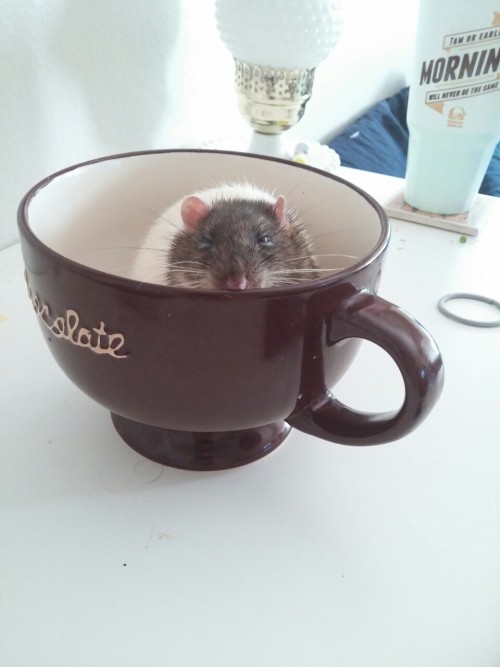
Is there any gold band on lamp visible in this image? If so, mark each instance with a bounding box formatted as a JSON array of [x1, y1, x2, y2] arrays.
[[234, 60, 315, 134]]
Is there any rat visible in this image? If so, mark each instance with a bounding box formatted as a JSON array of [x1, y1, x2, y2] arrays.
[[130, 183, 321, 289]]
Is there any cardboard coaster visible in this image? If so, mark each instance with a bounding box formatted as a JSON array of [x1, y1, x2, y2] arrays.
[[384, 190, 496, 237]]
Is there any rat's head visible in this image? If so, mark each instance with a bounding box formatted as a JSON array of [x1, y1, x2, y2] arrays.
[[168, 195, 291, 289]]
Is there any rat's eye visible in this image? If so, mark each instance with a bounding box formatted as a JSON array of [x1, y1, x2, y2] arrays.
[[198, 234, 213, 250], [257, 233, 273, 247]]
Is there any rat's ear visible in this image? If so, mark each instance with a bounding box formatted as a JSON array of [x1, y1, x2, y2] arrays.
[[180, 196, 210, 230], [273, 195, 288, 227]]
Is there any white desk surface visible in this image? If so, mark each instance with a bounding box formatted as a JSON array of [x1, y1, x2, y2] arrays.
[[1, 168, 499, 667]]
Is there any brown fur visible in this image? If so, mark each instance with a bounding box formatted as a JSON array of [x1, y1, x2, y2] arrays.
[[166, 197, 320, 289]]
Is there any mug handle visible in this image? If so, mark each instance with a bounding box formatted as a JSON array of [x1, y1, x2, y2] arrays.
[[287, 290, 444, 445]]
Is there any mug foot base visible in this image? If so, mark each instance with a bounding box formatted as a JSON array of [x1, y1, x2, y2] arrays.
[[110, 413, 291, 471]]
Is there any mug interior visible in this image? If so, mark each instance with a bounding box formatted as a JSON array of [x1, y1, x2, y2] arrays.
[[24, 150, 386, 282]]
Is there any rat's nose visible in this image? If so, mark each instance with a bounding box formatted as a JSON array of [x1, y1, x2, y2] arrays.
[[225, 274, 248, 290]]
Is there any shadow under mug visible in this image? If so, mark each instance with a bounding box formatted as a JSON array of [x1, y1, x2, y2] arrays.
[[18, 149, 444, 470]]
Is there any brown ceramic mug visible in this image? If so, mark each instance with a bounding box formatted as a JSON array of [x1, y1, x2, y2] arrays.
[[18, 150, 444, 470]]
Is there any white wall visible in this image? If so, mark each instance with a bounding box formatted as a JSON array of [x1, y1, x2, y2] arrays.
[[1, 0, 419, 249]]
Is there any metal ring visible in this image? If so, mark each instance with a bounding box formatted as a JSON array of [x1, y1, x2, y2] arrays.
[[437, 293, 500, 328]]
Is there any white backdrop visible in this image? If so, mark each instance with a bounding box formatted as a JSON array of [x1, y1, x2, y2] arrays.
[[1, 0, 419, 249]]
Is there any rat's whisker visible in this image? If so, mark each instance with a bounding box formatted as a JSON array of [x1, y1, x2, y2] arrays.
[[311, 227, 373, 240], [167, 270, 201, 276], [154, 215, 183, 232], [275, 254, 322, 264], [282, 173, 310, 202], [272, 267, 340, 274], [314, 253, 360, 260], [168, 259, 204, 268], [85, 245, 171, 254]]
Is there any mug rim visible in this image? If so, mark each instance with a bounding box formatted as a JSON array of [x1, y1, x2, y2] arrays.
[[18, 148, 390, 297]]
